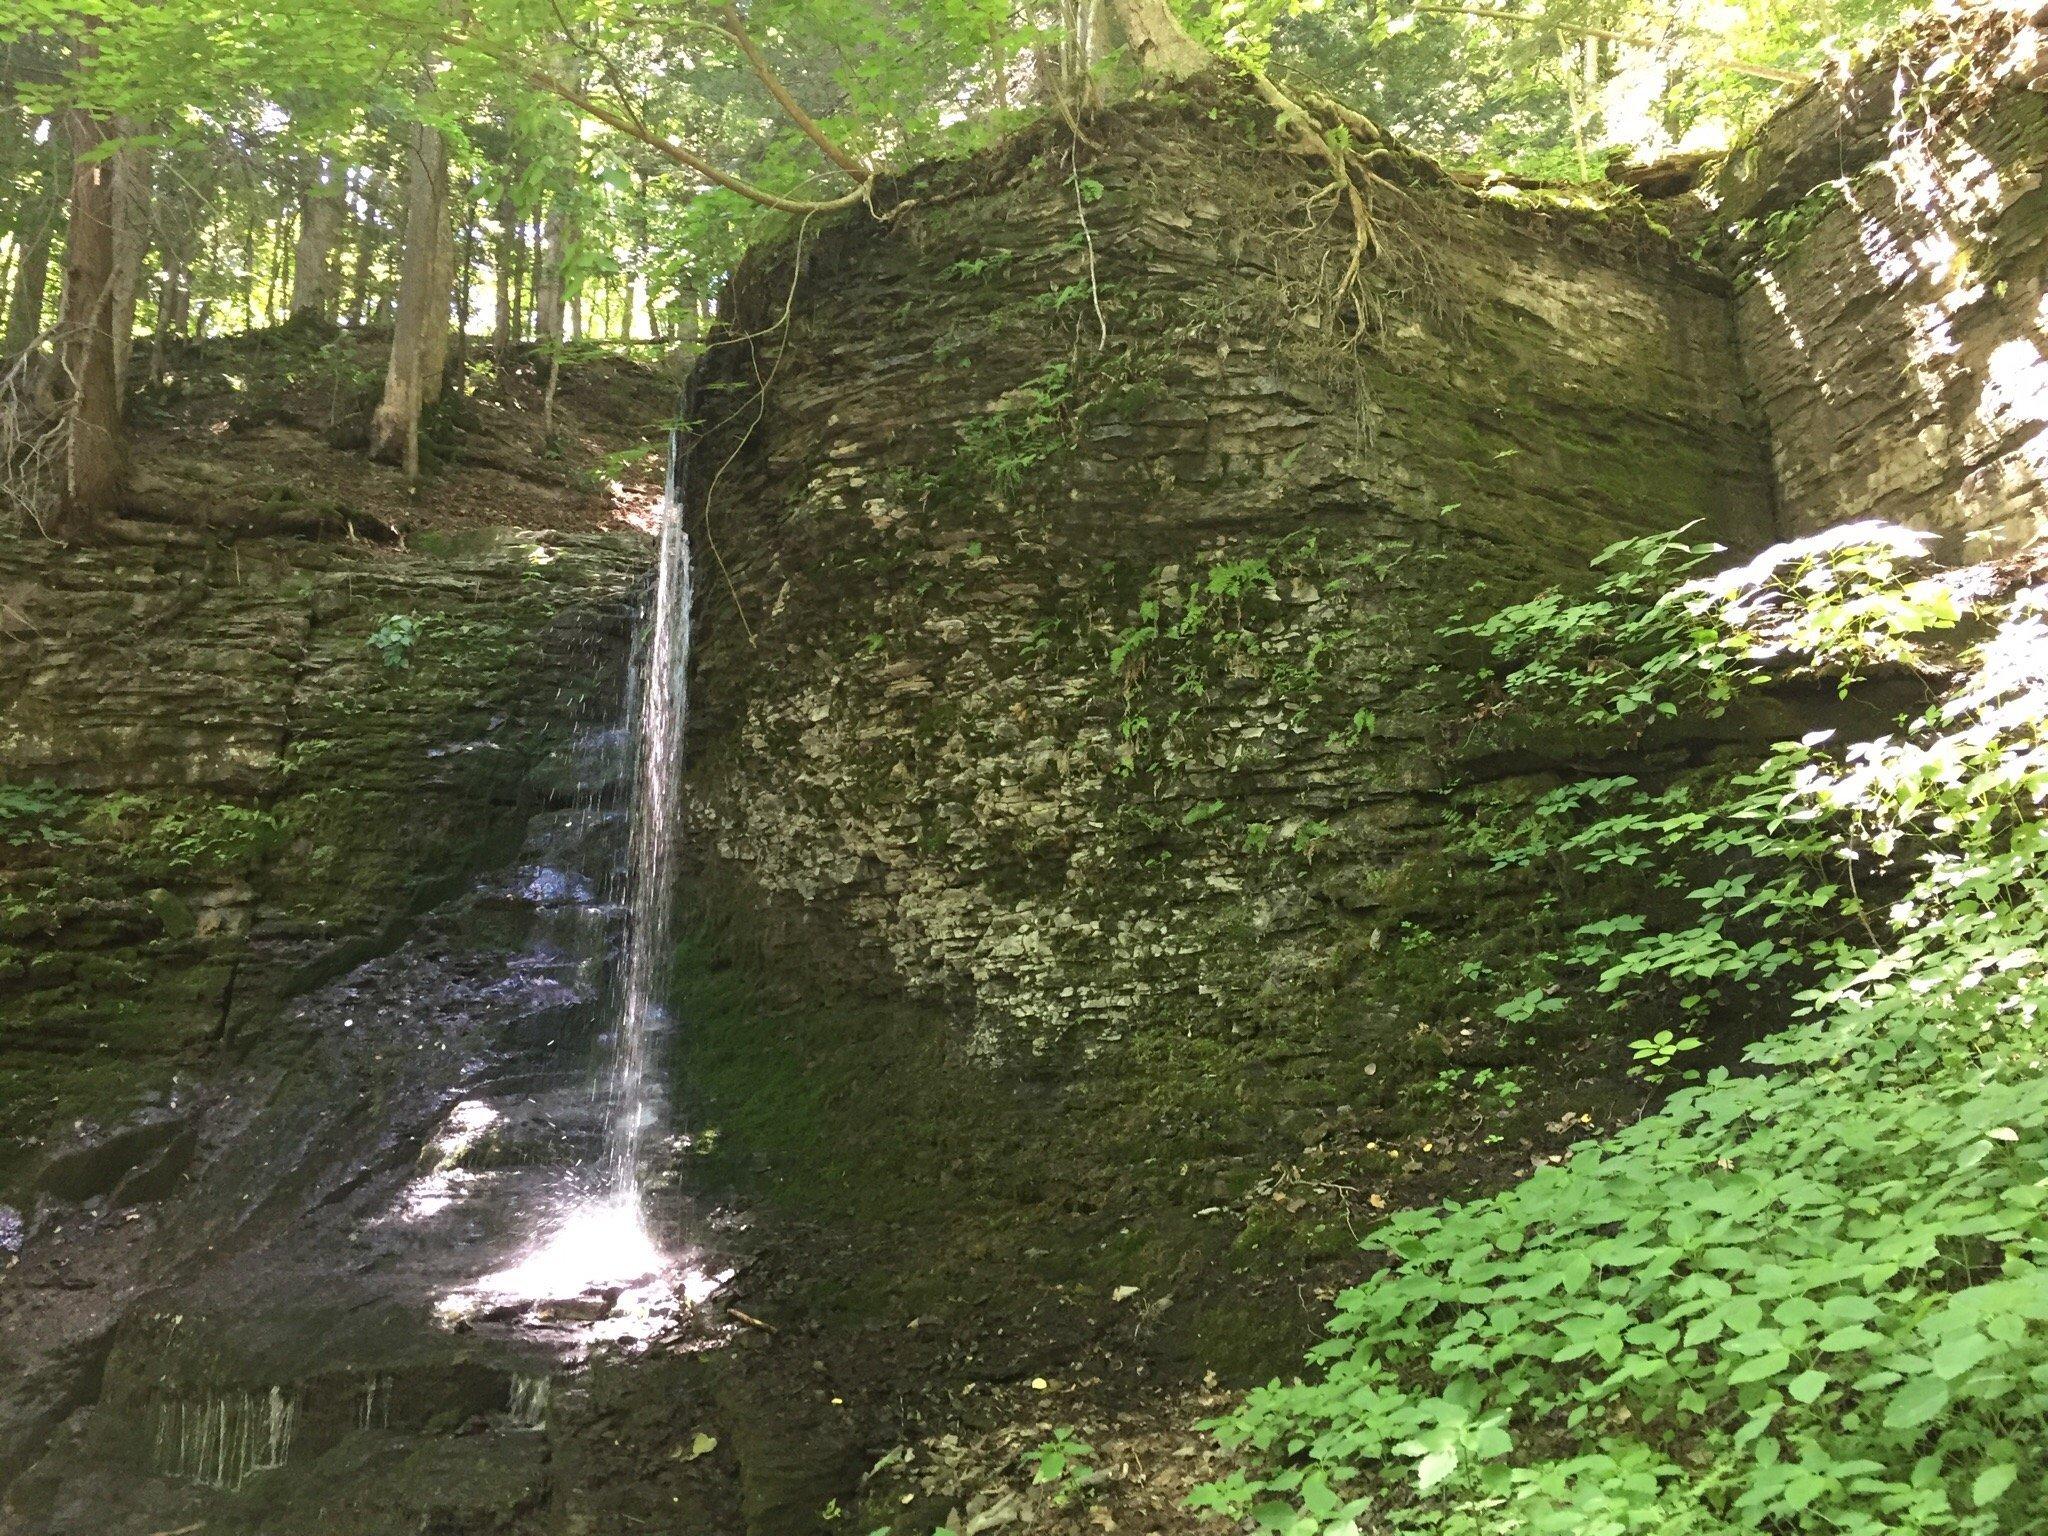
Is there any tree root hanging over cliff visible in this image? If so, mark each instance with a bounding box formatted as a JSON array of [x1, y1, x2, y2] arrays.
[[1249, 74, 1376, 299], [1245, 70, 1458, 342], [1241, 72, 1438, 339]]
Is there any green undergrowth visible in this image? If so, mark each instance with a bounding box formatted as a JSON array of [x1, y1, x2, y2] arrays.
[[1195, 524, 2048, 1535]]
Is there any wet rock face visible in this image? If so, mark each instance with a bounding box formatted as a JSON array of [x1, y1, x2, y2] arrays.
[[31, 1103, 197, 1205], [0, 527, 644, 1193], [1721, 8, 2048, 555], [684, 94, 1771, 1083]]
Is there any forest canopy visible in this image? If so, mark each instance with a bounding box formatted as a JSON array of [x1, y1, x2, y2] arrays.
[[2, 0, 1913, 533]]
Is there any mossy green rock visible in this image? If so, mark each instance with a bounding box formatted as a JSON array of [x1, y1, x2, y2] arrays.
[[0, 526, 644, 1194], [674, 85, 1776, 1372]]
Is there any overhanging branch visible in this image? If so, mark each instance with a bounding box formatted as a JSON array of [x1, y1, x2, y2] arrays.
[[711, 3, 871, 182]]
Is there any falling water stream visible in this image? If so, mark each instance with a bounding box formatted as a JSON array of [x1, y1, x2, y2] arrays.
[[436, 404, 698, 1321], [112, 414, 706, 1509], [601, 491, 692, 1199]]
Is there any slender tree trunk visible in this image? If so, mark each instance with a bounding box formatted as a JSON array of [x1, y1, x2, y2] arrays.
[[266, 207, 290, 324], [3, 171, 54, 360], [240, 208, 260, 320], [150, 253, 184, 382], [525, 220, 542, 338], [418, 185, 457, 410], [346, 168, 386, 327], [55, 107, 125, 539], [291, 161, 343, 321], [369, 118, 451, 478], [453, 188, 476, 388], [535, 195, 571, 343], [491, 193, 515, 354], [109, 127, 151, 395]]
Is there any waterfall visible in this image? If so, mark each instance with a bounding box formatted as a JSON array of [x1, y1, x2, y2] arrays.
[[598, 429, 693, 1202], [436, 406, 694, 1328], [148, 1386, 299, 1491], [508, 1374, 551, 1429]]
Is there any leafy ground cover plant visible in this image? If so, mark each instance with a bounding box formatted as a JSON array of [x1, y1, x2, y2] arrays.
[[1193, 524, 2048, 1535]]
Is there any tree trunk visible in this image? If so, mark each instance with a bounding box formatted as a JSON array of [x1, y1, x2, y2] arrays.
[[346, 168, 386, 328], [991, 18, 1012, 112], [265, 207, 289, 323], [1104, 0, 1210, 78], [491, 193, 515, 353], [418, 182, 457, 411], [453, 189, 476, 388], [291, 161, 343, 321], [535, 195, 571, 343], [3, 168, 54, 361], [54, 107, 125, 539], [109, 127, 151, 395], [368, 118, 451, 479], [150, 252, 186, 382]]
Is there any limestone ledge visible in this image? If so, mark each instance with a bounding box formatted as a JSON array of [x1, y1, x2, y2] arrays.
[[685, 93, 1774, 1077]]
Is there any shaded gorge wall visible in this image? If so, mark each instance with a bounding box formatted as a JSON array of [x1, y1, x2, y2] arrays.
[[675, 84, 1777, 1361]]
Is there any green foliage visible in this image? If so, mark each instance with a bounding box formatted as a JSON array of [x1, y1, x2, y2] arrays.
[[1450, 526, 1960, 1042], [954, 362, 1074, 494], [1196, 526, 2048, 1535], [1737, 179, 1851, 261], [941, 248, 1017, 281], [1024, 1428, 1098, 1506], [141, 802, 280, 874], [0, 781, 84, 848], [1271, 0, 1914, 179], [1627, 1027, 1704, 1085], [366, 613, 424, 670]]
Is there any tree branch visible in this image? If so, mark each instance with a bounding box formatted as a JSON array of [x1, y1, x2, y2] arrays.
[[358, 2, 877, 215], [488, 42, 874, 214], [712, 3, 871, 182]]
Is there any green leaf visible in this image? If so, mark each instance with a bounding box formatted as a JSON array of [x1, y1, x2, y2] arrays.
[[1787, 1369, 1829, 1404], [1414, 1449, 1459, 1492], [1882, 1376, 1949, 1431], [1971, 1464, 2018, 1507], [1928, 1331, 1991, 1380], [1728, 1349, 1790, 1385]]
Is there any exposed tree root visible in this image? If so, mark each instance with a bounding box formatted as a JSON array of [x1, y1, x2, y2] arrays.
[[1246, 71, 1393, 335]]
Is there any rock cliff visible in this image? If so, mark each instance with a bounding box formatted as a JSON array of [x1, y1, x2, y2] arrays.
[[0, 529, 642, 1189], [1720, 5, 2048, 553], [675, 83, 1775, 1361]]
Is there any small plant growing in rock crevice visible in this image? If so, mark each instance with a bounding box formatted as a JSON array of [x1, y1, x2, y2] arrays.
[[367, 613, 424, 669]]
